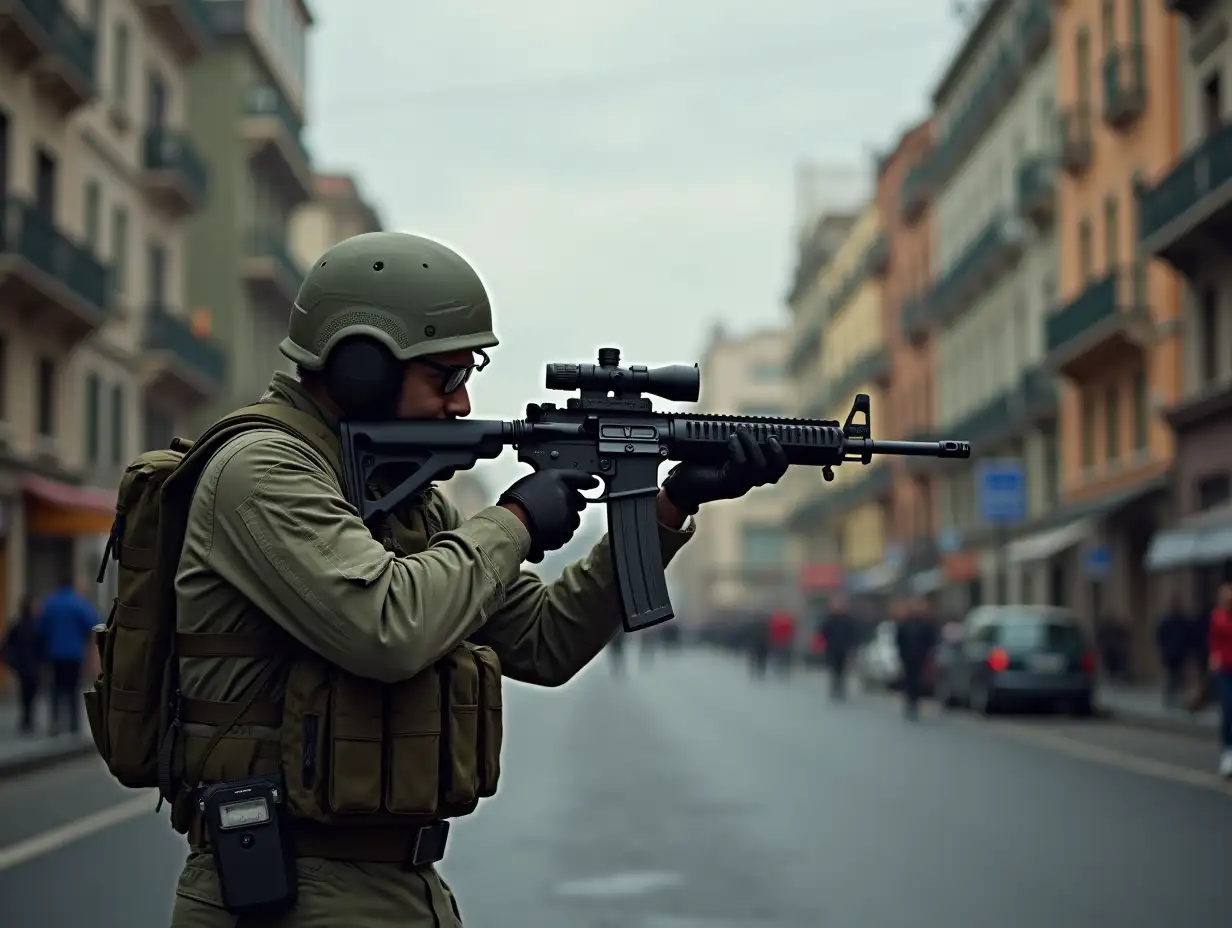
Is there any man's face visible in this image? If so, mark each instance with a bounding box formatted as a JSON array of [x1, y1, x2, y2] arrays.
[[394, 349, 477, 420]]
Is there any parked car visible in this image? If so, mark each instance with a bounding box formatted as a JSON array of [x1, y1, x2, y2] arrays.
[[934, 605, 1096, 716]]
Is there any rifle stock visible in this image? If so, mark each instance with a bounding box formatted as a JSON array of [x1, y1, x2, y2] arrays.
[[340, 348, 972, 631]]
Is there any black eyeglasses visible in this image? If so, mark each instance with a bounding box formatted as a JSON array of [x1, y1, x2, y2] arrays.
[[413, 349, 490, 395]]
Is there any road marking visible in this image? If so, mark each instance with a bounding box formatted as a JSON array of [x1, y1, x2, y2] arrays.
[[0, 791, 157, 872], [555, 871, 683, 898]]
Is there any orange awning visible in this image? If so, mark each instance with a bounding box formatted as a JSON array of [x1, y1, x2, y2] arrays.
[[24, 475, 116, 537]]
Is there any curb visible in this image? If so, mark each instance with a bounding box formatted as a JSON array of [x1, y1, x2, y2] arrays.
[[0, 741, 97, 783], [1101, 706, 1220, 741]]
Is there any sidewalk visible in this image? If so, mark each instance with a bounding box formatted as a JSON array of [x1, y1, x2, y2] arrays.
[[0, 697, 96, 780], [1098, 684, 1221, 739]]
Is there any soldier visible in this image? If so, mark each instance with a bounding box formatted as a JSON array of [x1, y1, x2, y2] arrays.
[[167, 232, 788, 927]]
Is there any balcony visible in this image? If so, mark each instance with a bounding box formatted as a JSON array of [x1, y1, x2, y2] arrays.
[[0, 195, 111, 344], [1019, 0, 1052, 64], [141, 128, 208, 217], [927, 212, 1027, 327], [1016, 156, 1056, 228], [1166, 0, 1215, 20], [1045, 271, 1154, 380], [242, 85, 313, 206], [0, 0, 98, 114], [242, 230, 303, 308], [1060, 104, 1093, 176], [900, 158, 936, 223], [929, 49, 1022, 188], [787, 316, 823, 376], [1102, 44, 1146, 131], [1137, 119, 1232, 277], [142, 303, 226, 400], [136, 0, 213, 63], [900, 292, 931, 344], [829, 346, 891, 403]]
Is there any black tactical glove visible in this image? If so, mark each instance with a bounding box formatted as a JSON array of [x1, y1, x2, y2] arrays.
[[662, 428, 789, 516], [498, 469, 598, 563]]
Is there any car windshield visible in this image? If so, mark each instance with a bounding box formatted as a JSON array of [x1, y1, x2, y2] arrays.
[[998, 619, 1085, 651]]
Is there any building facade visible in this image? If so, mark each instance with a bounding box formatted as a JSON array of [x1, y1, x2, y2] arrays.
[[1052, 0, 1182, 672], [879, 119, 941, 596], [918, 0, 1063, 616], [1137, 1, 1232, 610], [185, 0, 314, 430], [0, 0, 220, 619], [672, 323, 792, 624]]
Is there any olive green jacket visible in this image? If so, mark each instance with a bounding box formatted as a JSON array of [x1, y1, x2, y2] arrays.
[[174, 372, 694, 696]]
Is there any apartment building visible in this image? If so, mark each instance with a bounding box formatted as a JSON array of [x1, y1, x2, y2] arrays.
[[0, 0, 219, 616], [784, 209, 855, 596], [879, 119, 941, 596], [1136, 1, 1232, 605], [185, 0, 314, 430], [671, 323, 792, 623], [789, 201, 895, 595], [916, 0, 1063, 615], [290, 172, 382, 269], [1052, 0, 1182, 668]]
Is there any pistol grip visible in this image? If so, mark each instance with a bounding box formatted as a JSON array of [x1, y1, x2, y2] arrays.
[[606, 487, 674, 632]]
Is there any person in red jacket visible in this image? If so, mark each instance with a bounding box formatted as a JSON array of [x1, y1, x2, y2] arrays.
[[767, 610, 796, 676], [1208, 584, 1232, 778]]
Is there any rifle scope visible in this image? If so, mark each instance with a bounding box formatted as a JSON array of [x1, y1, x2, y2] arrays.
[[544, 347, 701, 403]]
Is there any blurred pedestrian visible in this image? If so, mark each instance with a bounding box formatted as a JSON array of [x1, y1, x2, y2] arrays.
[[768, 609, 795, 677], [1, 597, 44, 734], [1156, 601, 1192, 708], [1206, 584, 1232, 778], [896, 599, 937, 721], [1096, 613, 1131, 683], [747, 614, 770, 679], [822, 596, 858, 701], [38, 579, 99, 736]]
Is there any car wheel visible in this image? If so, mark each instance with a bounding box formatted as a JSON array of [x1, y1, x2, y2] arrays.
[[969, 680, 997, 716], [1068, 694, 1094, 718]]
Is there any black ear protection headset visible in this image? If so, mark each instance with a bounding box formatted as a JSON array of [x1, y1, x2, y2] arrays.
[[322, 336, 405, 420]]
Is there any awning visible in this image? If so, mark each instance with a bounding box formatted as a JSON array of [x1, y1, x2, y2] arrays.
[[23, 475, 116, 537], [1007, 519, 1091, 564], [1146, 502, 1232, 571]]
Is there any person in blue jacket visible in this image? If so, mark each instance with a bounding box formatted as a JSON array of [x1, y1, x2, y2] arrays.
[[38, 578, 100, 736]]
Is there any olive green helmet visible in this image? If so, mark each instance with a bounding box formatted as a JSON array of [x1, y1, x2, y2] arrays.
[[279, 231, 499, 370]]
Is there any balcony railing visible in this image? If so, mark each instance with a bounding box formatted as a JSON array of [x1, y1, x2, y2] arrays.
[[0, 195, 111, 312], [1016, 156, 1055, 226], [245, 229, 304, 283], [829, 346, 891, 401], [1060, 103, 1093, 175], [244, 85, 310, 165], [928, 212, 1026, 326], [1102, 43, 1146, 129], [144, 303, 226, 385], [1046, 273, 1119, 353], [1138, 119, 1232, 258], [900, 158, 936, 221], [143, 127, 208, 199]]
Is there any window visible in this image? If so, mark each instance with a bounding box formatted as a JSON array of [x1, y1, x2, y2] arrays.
[[1197, 473, 1232, 510], [85, 373, 101, 462], [1131, 366, 1148, 451], [1104, 195, 1119, 272], [37, 357, 55, 437], [111, 21, 130, 108], [1100, 0, 1115, 52], [111, 205, 128, 294], [1104, 385, 1120, 462], [1203, 72, 1222, 138], [84, 180, 100, 249], [1081, 389, 1096, 468], [1076, 28, 1091, 101], [741, 525, 785, 566], [0, 335, 7, 420], [1079, 218, 1094, 282], [1130, 0, 1143, 43], [1201, 287, 1218, 384], [147, 242, 166, 306], [110, 384, 125, 466], [1042, 425, 1060, 505]]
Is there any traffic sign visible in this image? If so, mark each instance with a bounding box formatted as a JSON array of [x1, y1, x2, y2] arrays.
[[977, 458, 1026, 525], [1084, 546, 1110, 579]]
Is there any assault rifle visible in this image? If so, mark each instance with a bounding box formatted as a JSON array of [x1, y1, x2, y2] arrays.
[[340, 347, 971, 632]]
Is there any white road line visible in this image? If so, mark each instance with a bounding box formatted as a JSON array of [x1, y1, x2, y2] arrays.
[[0, 792, 157, 872]]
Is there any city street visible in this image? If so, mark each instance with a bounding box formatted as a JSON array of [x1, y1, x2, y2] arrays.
[[0, 649, 1228, 928]]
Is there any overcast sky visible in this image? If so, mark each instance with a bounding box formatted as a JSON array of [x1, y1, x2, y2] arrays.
[[304, 0, 967, 527]]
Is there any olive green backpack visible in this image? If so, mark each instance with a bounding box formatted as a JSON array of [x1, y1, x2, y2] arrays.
[[84, 404, 343, 805]]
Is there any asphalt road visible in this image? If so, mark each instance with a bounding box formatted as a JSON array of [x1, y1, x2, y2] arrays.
[[1, 648, 1229, 928]]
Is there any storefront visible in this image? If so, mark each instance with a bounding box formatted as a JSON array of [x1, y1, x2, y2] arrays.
[[21, 475, 116, 603]]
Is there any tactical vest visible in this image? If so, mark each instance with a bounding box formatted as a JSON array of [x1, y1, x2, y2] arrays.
[[86, 402, 504, 856]]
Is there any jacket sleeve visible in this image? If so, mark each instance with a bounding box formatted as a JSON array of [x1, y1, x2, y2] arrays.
[[440, 492, 695, 687], [203, 431, 534, 684]]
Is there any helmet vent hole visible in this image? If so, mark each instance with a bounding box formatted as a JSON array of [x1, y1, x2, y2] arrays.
[[422, 263, 429, 268], [372, 261, 384, 271]]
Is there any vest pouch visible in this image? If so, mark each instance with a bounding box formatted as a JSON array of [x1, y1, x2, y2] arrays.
[[104, 598, 162, 785], [84, 621, 114, 760], [440, 648, 480, 808], [467, 645, 503, 798], [327, 672, 384, 814], [383, 667, 442, 815], [280, 657, 332, 821]]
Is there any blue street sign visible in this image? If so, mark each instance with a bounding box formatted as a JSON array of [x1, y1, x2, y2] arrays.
[[977, 459, 1026, 525], [1085, 546, 1110, 579]]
